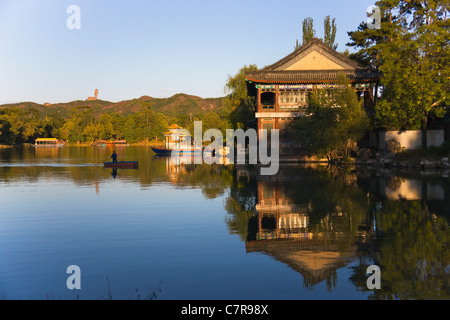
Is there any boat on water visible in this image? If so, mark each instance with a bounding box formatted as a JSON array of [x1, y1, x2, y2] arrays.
[[151, 146, 203, 155], [33, 138, 66, 147], [92, 140, 129, 147], [103, 161, 139, 169]]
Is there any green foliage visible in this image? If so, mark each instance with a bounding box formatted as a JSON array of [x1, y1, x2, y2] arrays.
[[347, 0, 404, 69], [351, 199, 449, 300], [60, 107, 95, 143], [324, 15, 338, 50], [222, 64, 259, 129], [290, 75, 369, 161], [348, 0, 450, 136], [375, 17, 449, 131], [0, 108, 47, 144], [295, 16, 338, 50], [0, 99, 232, 145], [302, 17, 316, 45], [117, 104, 168, 143]]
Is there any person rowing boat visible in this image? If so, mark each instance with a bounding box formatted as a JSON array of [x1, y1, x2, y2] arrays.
[[111, 151, 118, 163]]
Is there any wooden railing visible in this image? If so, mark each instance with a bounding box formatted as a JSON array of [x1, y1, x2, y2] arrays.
[[261, 105, 275, 111]]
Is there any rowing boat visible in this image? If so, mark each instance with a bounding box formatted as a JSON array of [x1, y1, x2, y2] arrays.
[[103, 161, 139, 169], [151, 146, 203, 155]]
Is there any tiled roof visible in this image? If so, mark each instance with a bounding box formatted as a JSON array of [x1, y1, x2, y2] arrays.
[[246, 69, 381, 84], [246, 38, 381, 84], [264, 38, 362, 71]]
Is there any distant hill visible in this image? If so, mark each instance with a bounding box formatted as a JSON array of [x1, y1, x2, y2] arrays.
[[0, 93, 226, 119]]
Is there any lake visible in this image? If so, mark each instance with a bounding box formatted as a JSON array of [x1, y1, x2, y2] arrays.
[[0, 146, 448, 300]]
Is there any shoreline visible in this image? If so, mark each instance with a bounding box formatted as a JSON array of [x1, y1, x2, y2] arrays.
[[9, 141, 164, 148], [277, 155, 450, 170], [2, 144, 449, 171]]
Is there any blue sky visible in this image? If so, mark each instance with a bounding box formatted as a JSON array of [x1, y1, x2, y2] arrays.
[[0, 0, 377, 104]]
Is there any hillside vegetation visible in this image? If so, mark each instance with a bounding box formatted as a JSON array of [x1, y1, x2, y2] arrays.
[[0, 94, 224, 118], [0, 94, 228, 145]]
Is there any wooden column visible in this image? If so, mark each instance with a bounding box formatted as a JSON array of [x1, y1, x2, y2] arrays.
[[275, 85, 279, 112], [257, 87, 261, 112]]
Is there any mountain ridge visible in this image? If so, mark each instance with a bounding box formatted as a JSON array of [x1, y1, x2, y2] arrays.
[[0, 93, 226, 118]]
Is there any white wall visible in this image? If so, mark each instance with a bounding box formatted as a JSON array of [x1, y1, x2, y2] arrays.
[[379, 129, 444, 150]]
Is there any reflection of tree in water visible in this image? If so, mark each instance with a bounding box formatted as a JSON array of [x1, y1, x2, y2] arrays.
[[224, 165, 449, 297], [386, 176, 402, 190], [350, 200, 449, 300], [281, 166, 372, 245], [172, 164, 234, 199], [224, 166, 259, 242], [224, 165, 373, 291], [224, 165, 373, 243]]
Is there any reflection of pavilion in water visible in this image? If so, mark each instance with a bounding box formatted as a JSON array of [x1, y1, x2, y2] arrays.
[[165, 155, 189, 183], [243, 167, 449, 287], [164, 154, 233, 183], [245, 169, 371, 288]]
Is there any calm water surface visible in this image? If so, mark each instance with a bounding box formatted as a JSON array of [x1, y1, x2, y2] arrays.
[[0, 146, 448, 300]]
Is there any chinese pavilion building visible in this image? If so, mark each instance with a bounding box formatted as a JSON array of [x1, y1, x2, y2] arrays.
[[245, 38, 381, 153]]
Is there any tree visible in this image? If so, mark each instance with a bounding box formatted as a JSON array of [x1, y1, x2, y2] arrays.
[[375, 25, 449, 135], [347, 1, 449, 147], [223, 64, 258, 129], [290, 75, 369, 162], [347, 0, 404, 69], [60, 107, 94, 143], [154, 113, 168, 140], [138, 102, 157, 142], [323, 15, 338, 50], [122, 114, 142, 143], [372, 1, 448, 146], [295, 16, 338, 50], [97, 113, 117, 140], [302, 17, 316, 45], [0, 108, 44, 144], [82, 122, 101, 142]]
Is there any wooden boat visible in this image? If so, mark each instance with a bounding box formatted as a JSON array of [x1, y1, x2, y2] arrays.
[[151, 146, 202, 155], [103, 161, 139, 169]]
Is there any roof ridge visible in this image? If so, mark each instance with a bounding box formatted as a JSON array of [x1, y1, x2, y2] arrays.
[[263, 37, 362, 71]]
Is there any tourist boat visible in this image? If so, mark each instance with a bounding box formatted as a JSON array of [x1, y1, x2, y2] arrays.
[[103, 161, 139, 169], [92, 140, 129, 147], [34, 138, 66, 147]]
